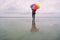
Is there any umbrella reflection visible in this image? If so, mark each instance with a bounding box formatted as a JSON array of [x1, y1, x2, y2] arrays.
[[31, 20, 39, 32]]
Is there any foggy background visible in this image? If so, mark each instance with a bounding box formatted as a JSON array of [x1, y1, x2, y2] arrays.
[[0, 0, 60, 17], [0, 0, 60, 40]]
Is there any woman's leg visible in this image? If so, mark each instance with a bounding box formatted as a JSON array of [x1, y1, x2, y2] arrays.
[[32, 14, 35, 22]]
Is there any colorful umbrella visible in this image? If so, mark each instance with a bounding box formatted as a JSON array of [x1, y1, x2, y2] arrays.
[[31, 4, 40, 10]]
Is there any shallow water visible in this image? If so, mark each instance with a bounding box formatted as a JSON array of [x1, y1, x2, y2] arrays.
[[0, 17, 60, 40]]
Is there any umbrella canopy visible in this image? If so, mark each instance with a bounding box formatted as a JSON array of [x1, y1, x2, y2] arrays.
[[31, 4, 40, 10]]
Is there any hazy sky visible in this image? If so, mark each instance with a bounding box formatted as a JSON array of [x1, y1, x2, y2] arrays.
[[0, 0, 60, 13]]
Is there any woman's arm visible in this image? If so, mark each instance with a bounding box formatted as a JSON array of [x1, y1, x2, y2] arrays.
[[32, 9, 36, 14]]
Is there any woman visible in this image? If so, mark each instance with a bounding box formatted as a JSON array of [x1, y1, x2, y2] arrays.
[[31, 4, 40, 21], [32, 9, 36, 21]]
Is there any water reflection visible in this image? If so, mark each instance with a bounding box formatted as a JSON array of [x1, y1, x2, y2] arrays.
[[31, 19, 39, 32]]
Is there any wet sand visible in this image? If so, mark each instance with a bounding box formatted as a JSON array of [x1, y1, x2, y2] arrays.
[[0, 17, 60, 40]]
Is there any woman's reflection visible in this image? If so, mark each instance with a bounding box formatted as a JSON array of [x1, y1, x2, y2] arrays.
[[31, 20, 39, 32]]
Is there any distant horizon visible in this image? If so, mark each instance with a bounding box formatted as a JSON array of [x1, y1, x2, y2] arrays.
[[0, 0, 60, 17], [0, 12, 60, 17]]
